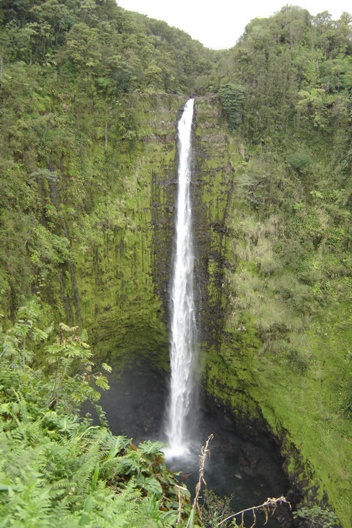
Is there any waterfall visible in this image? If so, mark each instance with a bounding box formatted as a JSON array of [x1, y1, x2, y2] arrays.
[[165, 98, 198, 458]]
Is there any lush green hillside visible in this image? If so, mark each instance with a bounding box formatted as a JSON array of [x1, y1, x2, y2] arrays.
[[0, 0, 215, 322], [206, 7, 352, 527], [1, 1, 352, 527]]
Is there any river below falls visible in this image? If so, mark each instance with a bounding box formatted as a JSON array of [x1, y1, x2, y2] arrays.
[[90, 359, 294, 527]]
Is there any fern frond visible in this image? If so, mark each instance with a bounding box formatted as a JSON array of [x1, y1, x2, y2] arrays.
[[138, 440, 166, 457]]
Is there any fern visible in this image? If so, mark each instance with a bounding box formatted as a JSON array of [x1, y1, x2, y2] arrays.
[[138, 440, 166, 457], [0, 303, 193, 527]]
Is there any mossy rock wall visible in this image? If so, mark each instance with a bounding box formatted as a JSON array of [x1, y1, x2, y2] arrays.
[[80, 95, 186, 363], [64, 94, 188, 365], [192, 99, 352, 526], [192, 96, 234, 346]]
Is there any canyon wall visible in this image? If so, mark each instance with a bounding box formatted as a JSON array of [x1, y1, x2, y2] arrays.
[[64, 95, 350, 525]]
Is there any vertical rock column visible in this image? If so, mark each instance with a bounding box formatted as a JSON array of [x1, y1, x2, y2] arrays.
[[192, 95, 234, 347]]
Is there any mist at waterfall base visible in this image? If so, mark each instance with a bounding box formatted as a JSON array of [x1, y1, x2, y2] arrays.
[[96, 361, 293, 527]]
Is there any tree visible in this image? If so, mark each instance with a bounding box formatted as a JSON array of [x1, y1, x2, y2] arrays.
[[218, 83, 245, 130]]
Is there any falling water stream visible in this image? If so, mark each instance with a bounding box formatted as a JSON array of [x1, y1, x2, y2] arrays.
[[92, 98, 293, 526], [164, 98, 198, 458]]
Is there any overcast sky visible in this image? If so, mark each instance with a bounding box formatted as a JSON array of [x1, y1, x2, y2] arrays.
[[116, 1, 352, 49]]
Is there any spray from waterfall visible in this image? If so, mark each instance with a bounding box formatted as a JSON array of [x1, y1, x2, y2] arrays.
[[164, 98, 198, 458]]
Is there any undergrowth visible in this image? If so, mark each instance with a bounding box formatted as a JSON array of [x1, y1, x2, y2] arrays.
[[0, 300, 195, 527]]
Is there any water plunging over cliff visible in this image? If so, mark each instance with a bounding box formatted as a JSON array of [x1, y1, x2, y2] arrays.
[[165, 98, 198, 457]]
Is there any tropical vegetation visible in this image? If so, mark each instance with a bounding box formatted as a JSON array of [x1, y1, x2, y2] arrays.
[[1, 0, 352, 526]]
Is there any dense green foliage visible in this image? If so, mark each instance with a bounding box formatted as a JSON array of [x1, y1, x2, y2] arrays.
[[204, 7, 352, 527], [218, 84, 245, 130], [1, 1, 352, 526], [0, 300, 196, 527], [0, 3, 210, 526], [0, 0, 215, 322], [0, 0, 213, 94]]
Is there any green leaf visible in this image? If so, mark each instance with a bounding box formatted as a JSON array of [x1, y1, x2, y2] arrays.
[[91, 464, 99, 491], [138, 440, 166, 456], [140, 477, 163, 498], [94, 374, 109, 390], [79, 495, 93, 526], [83, 494, 93, 514], [59, 322, 73, 333], [188, 508, 195, 528]]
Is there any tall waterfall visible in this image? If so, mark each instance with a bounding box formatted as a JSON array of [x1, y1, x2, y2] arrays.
[[165, 98, 198, 457]]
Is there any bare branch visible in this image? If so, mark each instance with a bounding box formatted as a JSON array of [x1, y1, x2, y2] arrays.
[[175, 484, 188, 525], [186, 434, 214, 528], [217, 496, 291, 527]]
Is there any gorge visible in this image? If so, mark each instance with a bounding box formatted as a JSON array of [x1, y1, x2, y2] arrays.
[[1, 2, 352, 527]]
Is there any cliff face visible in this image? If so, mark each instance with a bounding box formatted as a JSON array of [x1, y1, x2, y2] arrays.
[[192, 97, 352, 527], [69, 95, 187, 367], [193, 96, 234, 346], [1, 87, 351, 525], [45, 96, 352, 525], [71, 94, 236, 371]]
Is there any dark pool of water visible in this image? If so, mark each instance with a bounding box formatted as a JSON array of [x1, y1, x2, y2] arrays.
[[88, 359, 294, 527]]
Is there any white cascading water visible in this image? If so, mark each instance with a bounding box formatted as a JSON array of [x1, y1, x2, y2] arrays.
[[165, 98, 198, 457]]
